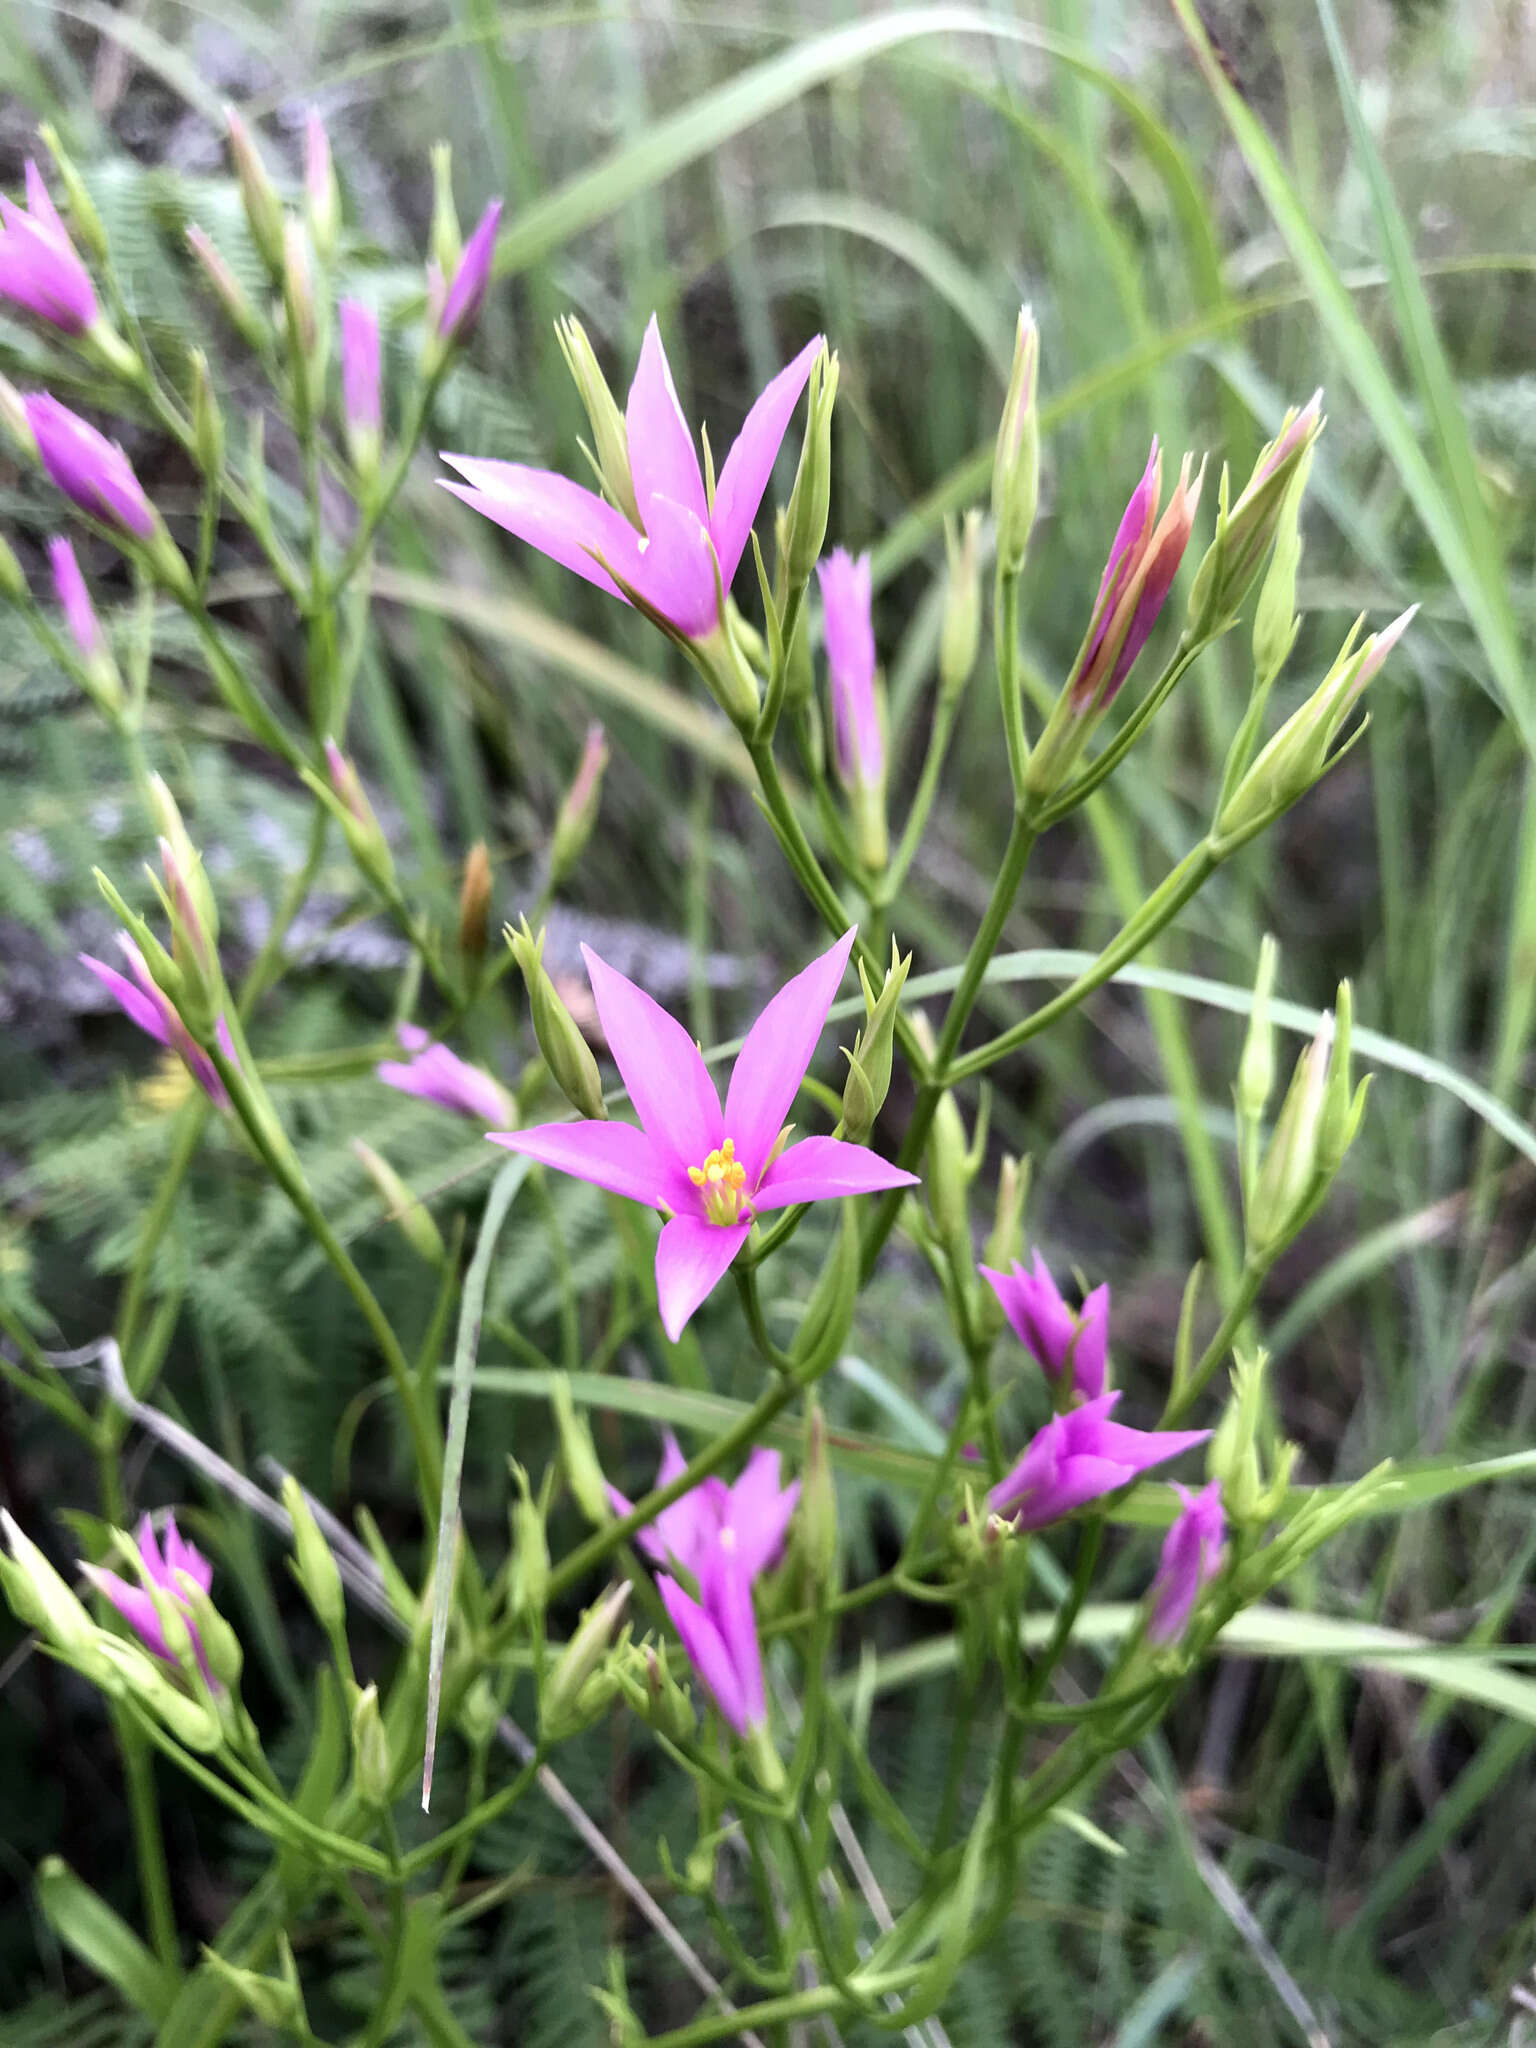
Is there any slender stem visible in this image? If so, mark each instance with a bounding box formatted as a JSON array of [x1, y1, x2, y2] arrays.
[[875, 692, 959, 905], [1161, 1256, 1267, 1424], [322, 365, 450, 604], [114, 1708, 179, 1966], [643, 1985, 845, 2048], [994, 564, 1028, 792]]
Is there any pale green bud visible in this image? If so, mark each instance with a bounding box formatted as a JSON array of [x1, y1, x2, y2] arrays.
[[350, 1682, 392, 1804], [457, 1675, 501, 1748], [781, 346, 838, 588], [509, 919, 607, 1121], [0, 534, 26, 605], [188, 349, 225, 479], [458, 841, 493, 962], [508, 1462, 550, 1620], [186, 226, 267, 351], [224, 108, 285, 276], [1251, 455, 1308, 689], [350, 1139, 446, 1266], [1245, 1019, 1331, 1258], [312, 739, 395, 891], [548, 1376, 609, 1528], [201, 1937, 306, 2031], [1187, 395, 1323, 639], [556, 317, 639, 529], [1236, 935, 1280, 1129], [281, 1475, 346, 1639], [840, 940, 910, 1142], [178, 1579, 244, 1690], [549, 723, 609, 887], [991, 307, 1040, 575], [939, 509, 984, 700], [0, 1511, 98, 1657], [981, 1154, 1029, 1279], [641, 1645, 695, 1743], [430, 144, 462, 280], [543, 1583, 631, 1739], [745, 1720, 785, 1795]]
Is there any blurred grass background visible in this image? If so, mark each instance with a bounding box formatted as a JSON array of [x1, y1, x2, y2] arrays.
[[2, 1, 1536, 2042]]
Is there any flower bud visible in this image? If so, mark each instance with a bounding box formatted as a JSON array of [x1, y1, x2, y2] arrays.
[[185, 225, 266, 350], [39, 124, 109, 264], [1215, 609, 1415, 845], [282, 218, 317, 360], [350, 1138, 446, 1266], [781, 345, 838, 589], [0, 534, 26, 605], [112, 1643, 222, 1751], [508, 919, 607, 1121], [1207, 1349, 1294, 1527], [458, 840, 493, 960], [549, 723, 609, 887], [0, 375, 35, 460], [314, 739, 395, 891], [350, 1681, 392, 1804], [978, 1155, 1029, 1332], [939, 509, 984, 701], [304, 110, 340, 263], [635, 1644, 695, 1743], [224, 108, 285, 277], [436, 198, 502, 348], [992, 306, 1040, 576], [457, 1675, 501, 1748], [177, 1578, 244, 1689], [1189, 394, 1323, 638], [0, 1511, 98, 1657], [508, 1462, 550, 1620], [549, 1373, 610, 1527], [1242, 987, 1369, 1263], [48, 537, 122, 714], [429, 144, 462, 280], [1250, 458, 1307, 691], [543, 1582, 631, 1739], [201, 1937, 306, 2032], [840, 939, 909, 1142], [1236, 935, 1279, 1128], [281, 1475, 346, 1640], [555, 317, 640, 529], [187, 348, 224, 479], [339, 298, 381, 480]]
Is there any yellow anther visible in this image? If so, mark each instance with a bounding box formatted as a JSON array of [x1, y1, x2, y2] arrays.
[[687, 1139, 749, 1225]]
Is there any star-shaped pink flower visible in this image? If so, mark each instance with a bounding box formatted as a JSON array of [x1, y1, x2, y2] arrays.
[[490, 928, 917, 1339]]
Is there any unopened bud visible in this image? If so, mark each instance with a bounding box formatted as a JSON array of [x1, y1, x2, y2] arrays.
[[1195, 394, 1324, 638], [636, 1644, 695, 1743], [281, 1475, 346, 1639], [429, 144, 462, 280], [939, 509, 984, 700], [224, 108, 285, 276], [0, 375, 36, 461], [508, 1462, 550, 1620], [282, 219, 317, 359], [1245, 1018, 1332, 1257], [350, 1139, 446, 1266], [556, 318, 639, 528], [1207, 1349, 1294, 1526], [315, 739, 395, 889], [508, 919, 607, 1121], [178, 1579, 244, 1689], [991, 307, 1040, 575], [781, 346, 838, 587], [186, 225, 265, 350], [187, 349, 224, 478], [549, 1374, 610, 1527], [840, 940, 910, 1142], [981, 1154, 1028, 1282], [0, 534, 26, 605], [350, 1682, 392, 1804], [201, 1937, 306, 2032], [543, 1583, 630, 1737], [37, 124, 108, 264], [0, 1511, 97, 1656], [304, 110, 340, 262], [458, 841, 493, 960], [1251, 457, 1308, 690], [1236, 935, 1279, 1128], [549, 723, 609, 886]]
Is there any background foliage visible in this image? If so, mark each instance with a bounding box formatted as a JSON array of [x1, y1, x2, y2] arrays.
[[2, 1, 1535, 2042]]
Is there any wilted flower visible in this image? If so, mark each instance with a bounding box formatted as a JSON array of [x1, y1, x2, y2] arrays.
[[376, 1022, 513, 1126], [0, 161, 98, 334], [1147, 1479, 1226, 1644], [23, 394, 156, 540], [979, 1252, 1108, 1403], [491, 930, 916, 1339], [79, 1512, 213, 1676], [607, 1434, 800, 1582], [80, 936, 233, 1105], [441, 316, 822, 643], [989, 1393, 1208, 1530]]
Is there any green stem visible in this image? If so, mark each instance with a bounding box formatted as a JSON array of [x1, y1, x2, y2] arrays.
[[876, 692, 959, 905], [114, 1708, 179, 1966], [643, 1985, 845, 2048], [1161, 1256, 1267, 1424], [995, 563, 1028, 791], [322, 365, 451, 605]]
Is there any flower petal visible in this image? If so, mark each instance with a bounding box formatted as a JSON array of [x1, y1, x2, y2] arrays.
[[726, 1450, 800, 1578], [625, 316, 708, 531], [657, 1571, 748, 1733], [710, 334, 823, 589], [581, 947, 722, 1171], [630, 491, 719, 638], [437, 460, 643, 600], [81, 1564, 173, 1662], [699, 1547, 765, 1729], [654, 1216, 749, 1342], [724, 929, 855, 1177], [751, 1134, 918, 1213], [488, 1119, 671, 1208], [80, 951, 171, 1047]]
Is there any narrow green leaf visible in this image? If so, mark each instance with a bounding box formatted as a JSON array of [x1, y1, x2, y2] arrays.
[[35, 1856, 181, 2022]]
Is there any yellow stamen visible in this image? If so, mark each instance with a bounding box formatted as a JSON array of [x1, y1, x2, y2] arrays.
[[688, 1137, 749, 1225]]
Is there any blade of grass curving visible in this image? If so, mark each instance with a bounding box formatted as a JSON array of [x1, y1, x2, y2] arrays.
[[422, 1155, 529, 1812], [1167, 0, 1531, 751]]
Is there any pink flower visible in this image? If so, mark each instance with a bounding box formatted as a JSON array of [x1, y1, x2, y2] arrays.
[[377, 1022, 512, 1126], [441, 316, 822, 640], [1069, 439, 1202, 711], [0, 161, 97, 334], [490, 929, 917, 1339], [80, 1512, 213, 1676], [339, 299, 381, 437], [48, 536, 104, 661], [818, 548, 881, 792], [608, 1434, 799, 1582], [979, 1252, 1108, 1403], [438, 199, 502, 342], [23, 394, 156, 540], [988, 1394, 1208, 1531], [1147, 1479, 1226, 1644], [80, 936, 233, 1105], [658, 1548, 765, 1736]]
